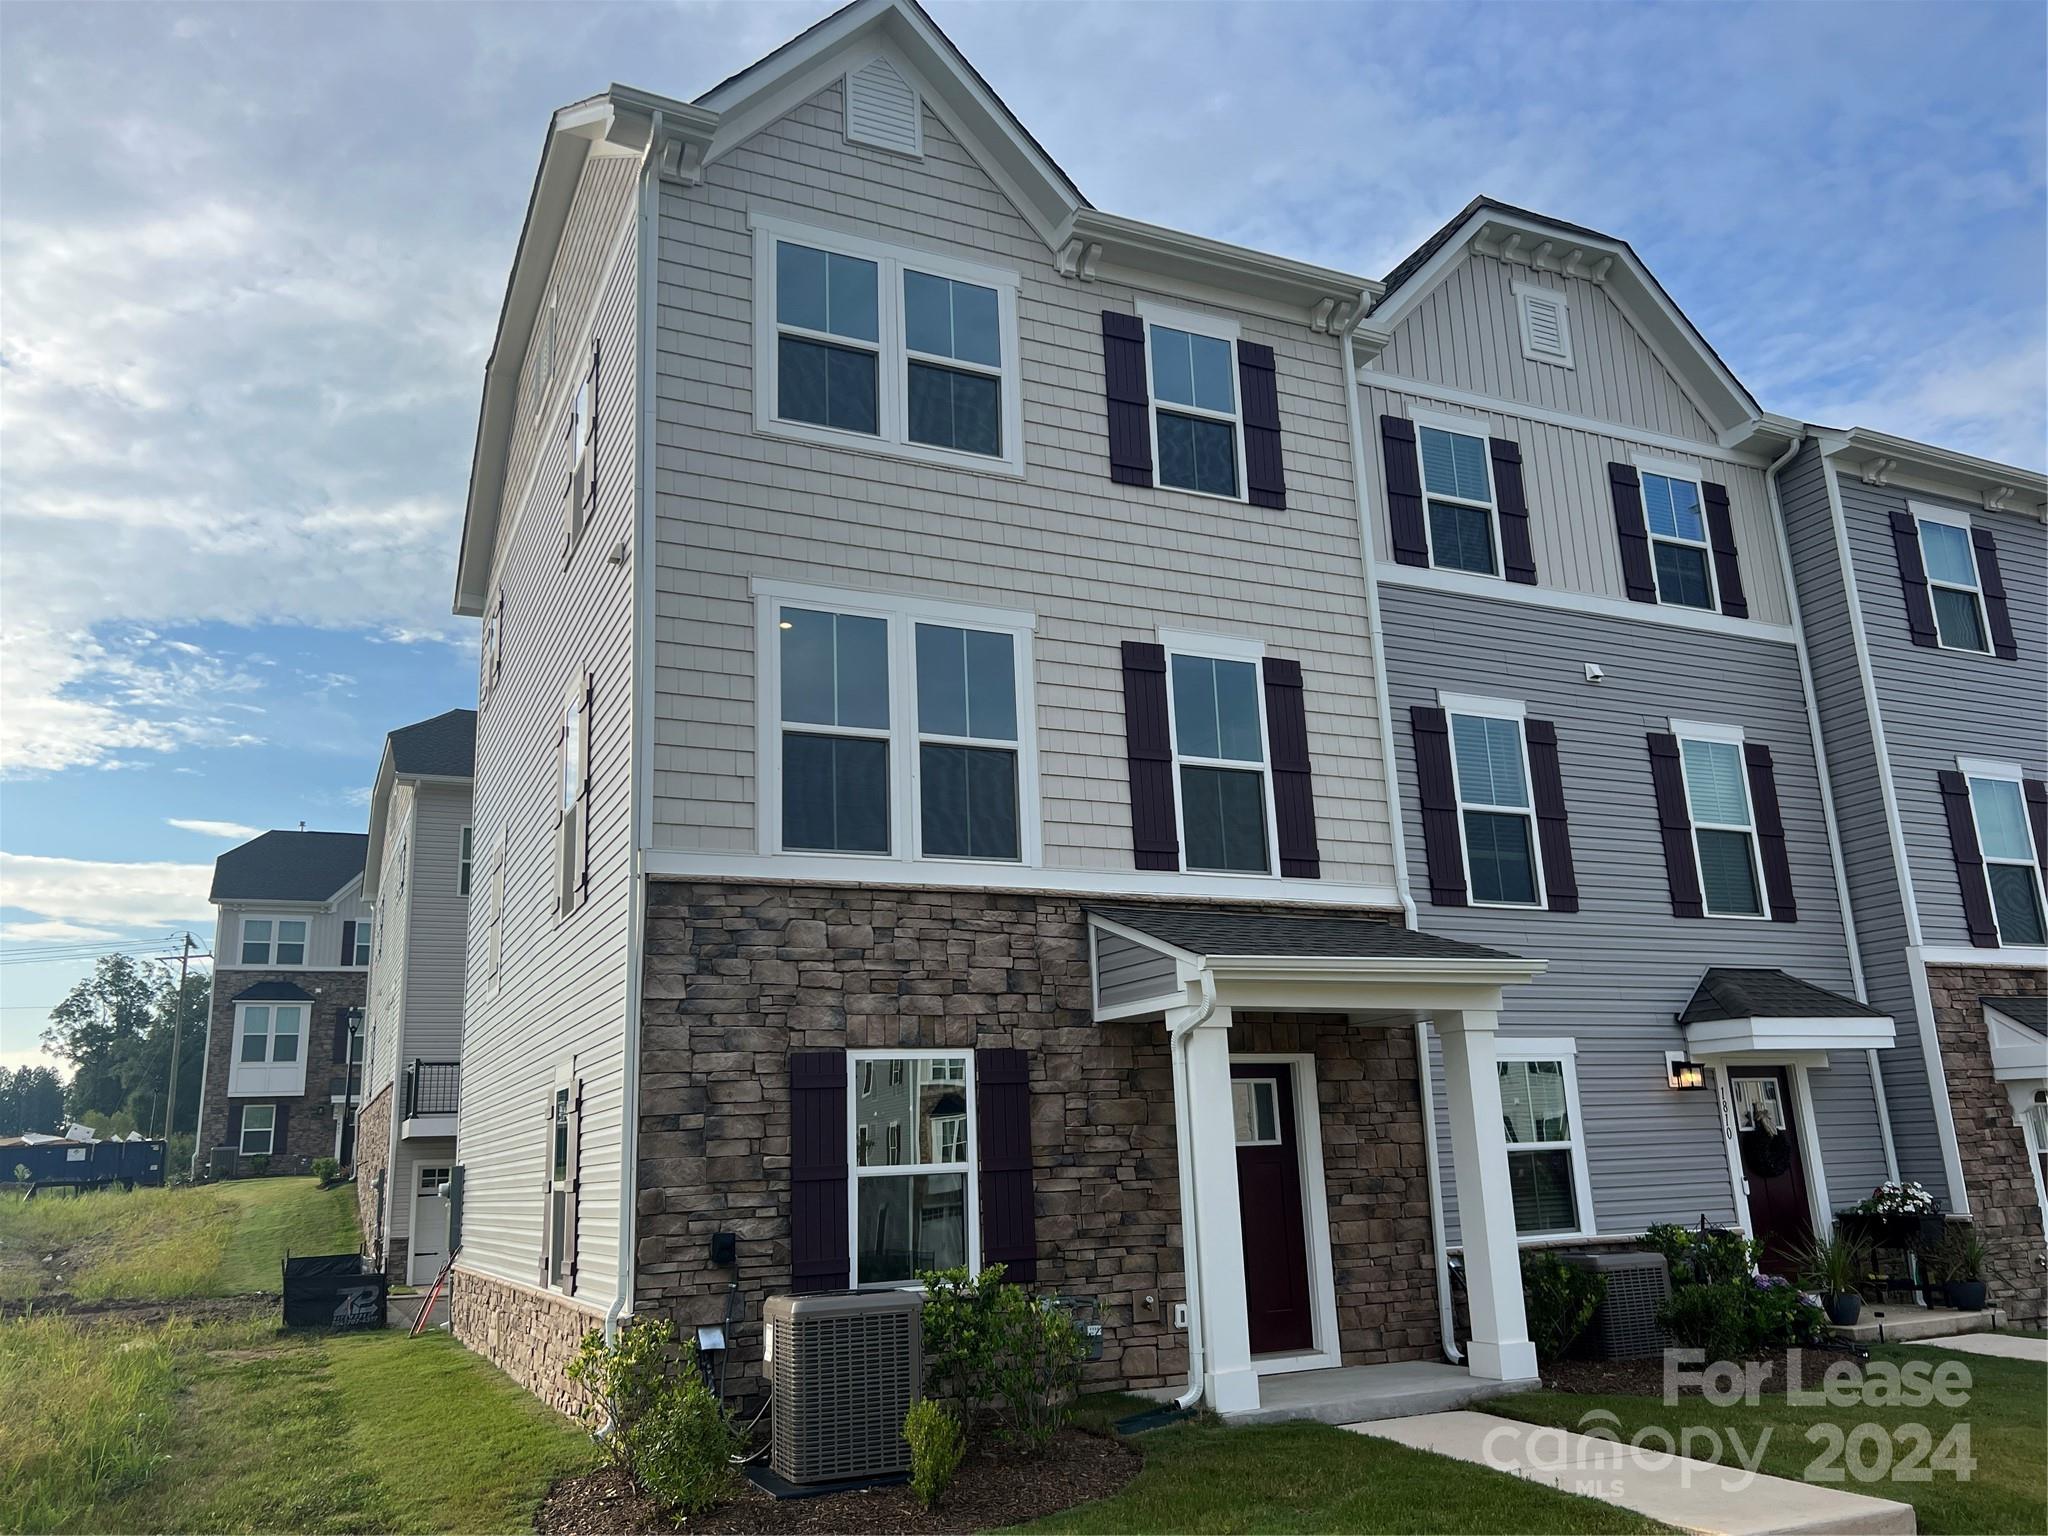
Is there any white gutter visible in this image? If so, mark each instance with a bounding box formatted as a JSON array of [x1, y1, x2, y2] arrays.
[[1761, 434, 1900, 1182], [1166, 972, 1218, 1410], [1415, 1022, 1461, 1363]]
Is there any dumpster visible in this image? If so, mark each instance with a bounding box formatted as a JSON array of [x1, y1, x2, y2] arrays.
[[281, 1253, 387, 1329]]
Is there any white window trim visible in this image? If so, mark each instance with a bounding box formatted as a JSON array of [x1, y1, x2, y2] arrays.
[[1910, 501, 1991, 654], [1439, 692, 1545, 910], [1409, 408, 1504, 581], [1670, 721, 1770, 920], [1161, 636, 1282, 880], [351, 918, 371, 968], [1494, 1036, 1595, 1244], [238, 1103, 276, 1157], [458, 825, 474, 898], [238, 914, 312, 969], [1631, 454, 1717, 612], [1137, 297, 1248, 506], [1960, 758, 2046, 949], [754, 578, 1042, 868], [846, 1049, 979, 1290], [750, 213, 1024, 477], [1513, 279, 1574, 369], [543, 1059, 578, 1294], [228, 1002, 310, 1099]]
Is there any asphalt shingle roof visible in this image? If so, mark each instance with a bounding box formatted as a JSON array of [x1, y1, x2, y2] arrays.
[[209, 831, 368, 904], [1086, 905, 1517, 963], [230, 979, 318, 1003], [1983, 995, 2047, 1035], [1679, 968, 1885, 1027], [387, 708, 476, 778]]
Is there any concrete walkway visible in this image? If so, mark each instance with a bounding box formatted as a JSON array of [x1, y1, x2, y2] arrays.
[[1902, 1331, 2047, 1362], [1347, 1410, 1915, 1535]]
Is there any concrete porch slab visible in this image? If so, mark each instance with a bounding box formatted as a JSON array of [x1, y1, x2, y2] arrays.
[[1349, 1410, 1916, 1536], [1219, 1361, 1540, 1427], [1831, 1305, 2004, 1343], [1901, 1331, 2047, 1362]]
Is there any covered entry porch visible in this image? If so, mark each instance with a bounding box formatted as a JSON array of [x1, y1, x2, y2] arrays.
[[1088, 904, 1548, 1418]]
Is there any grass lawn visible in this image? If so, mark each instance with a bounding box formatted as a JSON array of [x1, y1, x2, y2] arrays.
[[1018, 1396, 1669, 1534], [0, 1177, 359, 1302], [0, 1315, 593, 1534], [1490, 1345, 2048, 1535]]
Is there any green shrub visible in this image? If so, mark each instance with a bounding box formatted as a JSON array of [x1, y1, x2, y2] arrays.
[[1929, 1226, 1987, 1283], [567, 1318, 681, 1475], [918, 1265, 1007, 1425], [916, 1265, 1087, 1454], [1521, 1252, 1605, 1364], [635, 1363, 741, 1515], [904, 1398, 965, 1511], [243, 1155, 270, 1177], [1643, 1221, 1757, 1287], [1658, 1275, 1829, 1360], [310, 1157, 341, 1188]]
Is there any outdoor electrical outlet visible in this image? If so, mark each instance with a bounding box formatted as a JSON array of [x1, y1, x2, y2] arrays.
[[1172, 1302, 1188, 1330]]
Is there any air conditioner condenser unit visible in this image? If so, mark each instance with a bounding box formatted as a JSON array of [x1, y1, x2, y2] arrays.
[[764, 1290, 923, 1484]]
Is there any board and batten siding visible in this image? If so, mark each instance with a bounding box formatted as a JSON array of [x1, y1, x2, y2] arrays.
[[1358, 382, 1794, 627], [212, 885, 373, 979], [457, 216, 639, 1312], [648, 82, 1395, 890], [1380, 584, 1890, 1241], [1373, 251, 1717, 446]]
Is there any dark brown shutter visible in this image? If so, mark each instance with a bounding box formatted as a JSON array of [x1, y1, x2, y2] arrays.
[[2026, 779, 2048, 872], [975, 1049, 1036, 1281], [1744, 743, 1797, 923], [1938, 770, 2000, 947], [1647, 733, 1704, 918], [1524, 718, 1578, 913], [1703, 481, 1748, 619], [1262, 657, 1320, 878], [563, 1077, 583, 1294], [1381, 416, 1429, 567], [1490, 438, 1537, 585], [340, 920, 356, 968], [1410, 705, 1467, 907], [331, 1007, 348, 1060], [271, 1101, 288, 1160], [1972, 528, 2019, 660], [578, 671, 594, 896], [789, 1051, 850, 1291], [1238, 341, 1285, 511], [1889, 512, 1939, 648], [1101, 312, 1152, 488], [1610, 463, 1657, 603], [1121, 641, 1179, 872]]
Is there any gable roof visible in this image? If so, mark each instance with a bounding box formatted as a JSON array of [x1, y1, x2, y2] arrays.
[[1678, 967, 1885, 1026], [388, 708, 476, 779], [1086, 904, 1516, 963], [1983, 995, 2047, 1036], [210, 831, 368, 904]]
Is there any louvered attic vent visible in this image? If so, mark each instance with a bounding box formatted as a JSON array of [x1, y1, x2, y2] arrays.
[[844, 56, 922, 158], [1516, 281, 1573, 368]]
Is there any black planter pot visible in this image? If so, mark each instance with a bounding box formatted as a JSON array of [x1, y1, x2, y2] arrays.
[[1824, 1293, 1862, 1326], [1923, 1281, 1948, 1308], [1946, 1279, 1987, 1312]]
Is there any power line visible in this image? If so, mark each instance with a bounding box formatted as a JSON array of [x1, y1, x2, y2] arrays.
[[0, 933, 197, 967]]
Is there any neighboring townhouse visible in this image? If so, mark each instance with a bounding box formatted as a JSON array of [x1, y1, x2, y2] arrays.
[[1351, 201, 1902, 1287], [194, 830, 373, 1178], [447, 0, 1557, 1418], [353, 709, 476, 1284], [1776, 430, 2047, 1320]]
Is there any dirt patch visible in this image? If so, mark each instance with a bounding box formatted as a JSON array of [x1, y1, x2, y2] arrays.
[[2, 1292, 274, 1328], [1541, 1344, 1867, 1397], [538, 1429, 1140, 1535]]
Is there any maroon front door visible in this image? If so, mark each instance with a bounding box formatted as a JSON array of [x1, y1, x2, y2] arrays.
[[1232, 1063, 1315, 1355], [1729, 1067, 1814, 1276]]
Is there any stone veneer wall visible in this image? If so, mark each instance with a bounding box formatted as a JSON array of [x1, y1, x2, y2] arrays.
[[1926, 962, 2048, 1324], [352, 1087, 396, 1278], [633, 881, 1438, 1397], [196, 969, 365, 1177], [450, 1267, 600, 1417]]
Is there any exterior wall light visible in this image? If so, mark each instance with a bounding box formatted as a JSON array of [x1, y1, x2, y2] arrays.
[[1665, 1051, 1706, 1090]]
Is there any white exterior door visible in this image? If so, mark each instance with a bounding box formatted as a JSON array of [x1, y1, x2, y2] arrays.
[[408, 1165, 452, 1284]]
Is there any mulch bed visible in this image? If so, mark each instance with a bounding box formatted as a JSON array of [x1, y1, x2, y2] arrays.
[[1541, 1343, 1867, 1397], [537, 1428, 1139, 1535]]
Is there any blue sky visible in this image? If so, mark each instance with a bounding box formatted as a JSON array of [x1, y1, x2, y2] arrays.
[[2, 0, 2043, 1072]]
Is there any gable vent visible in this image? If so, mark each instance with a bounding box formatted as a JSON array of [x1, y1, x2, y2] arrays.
[[1516, 281, 1573, 368], [844, 57, 922, 158]]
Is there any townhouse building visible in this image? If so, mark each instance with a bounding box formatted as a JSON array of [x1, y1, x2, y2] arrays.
[[194, 830, 373, 1178], [353, 709, 476, 1284]]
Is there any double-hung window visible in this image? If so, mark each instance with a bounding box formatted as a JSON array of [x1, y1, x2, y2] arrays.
[[1964, 764, 2046, 945], [1495, 1043, 1590, 1239], [1641, 468, 1715, 610], [1676, 726, 1766, 917], [1143, 304, 1242, 499], [237, 1003, 304, 1066], [557, 672, 591, 913], [459, 825, 473, 897], [351, 921, 371, 968], [240, 917, 307, 967], [1443, 695, 1542, 907], [1917, 510, 1990, 653], [848, 1051, 975, 1286], [543, 1064, 580, 1293], [756, 217, 1021, 472], [1165, 638, 1275, 875], [1414, 414, 1498, 576], [764, 583, 1037, 866], [238, 1105, 276, 1157]]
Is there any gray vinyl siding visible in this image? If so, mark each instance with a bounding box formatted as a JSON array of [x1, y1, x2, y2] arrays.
[[649, 82, 1396, 891], [364, 783, 415, 1103], [1094, 929, 1178, 1010], [212, 885, 372, 978], [1358, 380, 1793, 626], [1381, 583, 1890, 1241], [398, 782, 473, 1066], [457, 201, 640, 1311], [1372, 251, 1717, 445]]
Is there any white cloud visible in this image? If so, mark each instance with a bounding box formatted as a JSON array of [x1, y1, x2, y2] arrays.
[[0, 920, 122, 943], [166, 818, 262, 840], [0, 852, 213, 933]]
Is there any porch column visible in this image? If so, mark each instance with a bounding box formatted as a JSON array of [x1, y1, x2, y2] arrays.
[[1176, 1004, 1260, 1415], [1437, 1009, 1538, 1381]]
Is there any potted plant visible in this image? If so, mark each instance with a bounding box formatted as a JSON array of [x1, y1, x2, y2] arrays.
[[1796, 1229, 1871, 1326], [1935, 1228, 1989, 1312], [1840, 1181, 1942, 1250]]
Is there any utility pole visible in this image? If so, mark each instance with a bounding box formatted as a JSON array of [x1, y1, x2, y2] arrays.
[[163, 933, 197, 1148]]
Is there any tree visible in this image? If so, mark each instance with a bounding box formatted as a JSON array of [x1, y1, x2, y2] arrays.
[[40, 954, 207, 1137], [0, 1066, 67, 1137]]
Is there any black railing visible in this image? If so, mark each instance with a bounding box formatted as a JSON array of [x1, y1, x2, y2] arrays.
[[404, 1059, 461, 1118]]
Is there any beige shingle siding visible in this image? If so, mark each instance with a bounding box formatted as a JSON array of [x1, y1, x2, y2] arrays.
[[651, 84, 1395, 888], [457, 163, 640, 1309]]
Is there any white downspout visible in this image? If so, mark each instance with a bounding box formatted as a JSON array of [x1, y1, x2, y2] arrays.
[[1415, 1022, 1462, 1364], [1167, 972, 1218, 1410]]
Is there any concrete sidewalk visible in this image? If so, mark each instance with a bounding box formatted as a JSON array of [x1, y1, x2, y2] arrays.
[[1347, 1410, 1915, 1535], [1902, 1332, 2047, 1363]]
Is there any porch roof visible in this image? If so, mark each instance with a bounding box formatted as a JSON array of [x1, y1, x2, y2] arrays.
[[1678, 967, 1894, 1056], [1088, 905, 1518, 963], [1983, 996, 2048, 1083]]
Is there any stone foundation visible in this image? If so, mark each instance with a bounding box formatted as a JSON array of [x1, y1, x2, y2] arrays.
[[353, 1087, 393, 1273], [633, 881, 1436, 1398], [450, 1266, 601, 1418], [1926, 962, 2048, 1325]]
